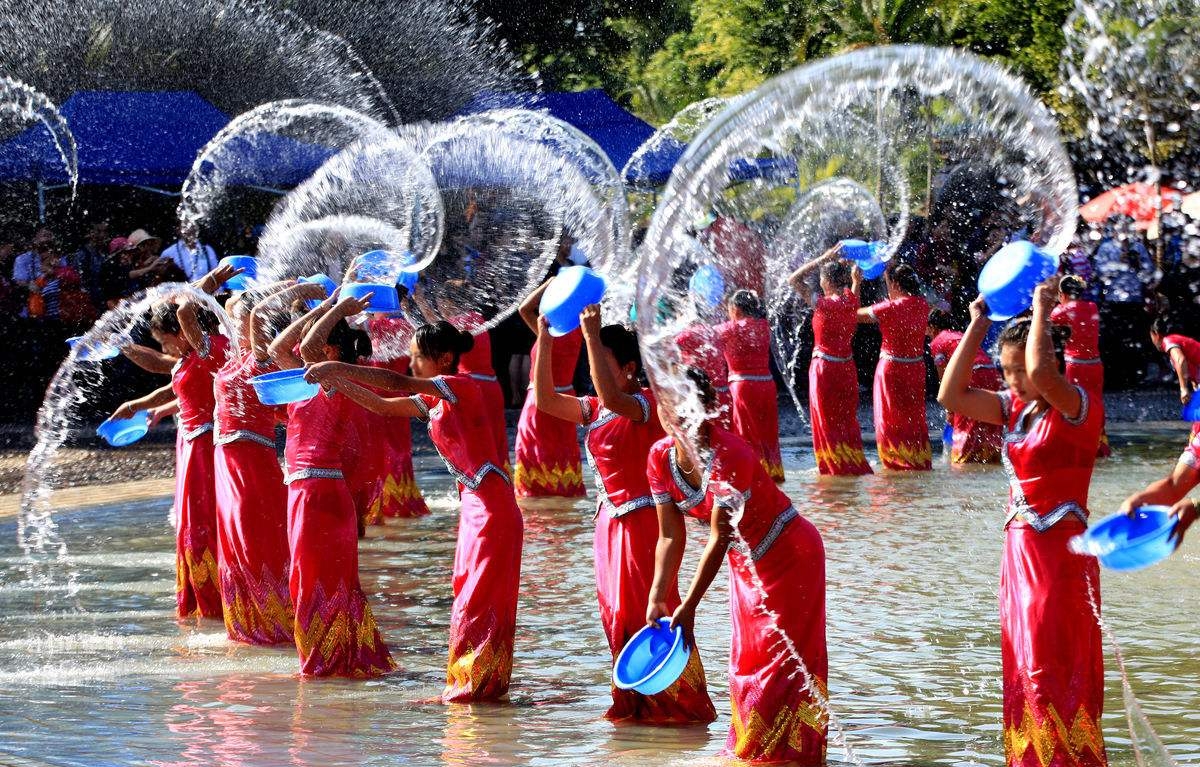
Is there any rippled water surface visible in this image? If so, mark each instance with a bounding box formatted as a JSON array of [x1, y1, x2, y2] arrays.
[[0, 434, 1197, 766]]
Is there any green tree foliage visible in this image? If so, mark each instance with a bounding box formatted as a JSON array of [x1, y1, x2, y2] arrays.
[[481, 0, 1079, 124]]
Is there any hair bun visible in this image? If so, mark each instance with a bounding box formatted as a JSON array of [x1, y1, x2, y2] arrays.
[[456, 327, 475, 355]]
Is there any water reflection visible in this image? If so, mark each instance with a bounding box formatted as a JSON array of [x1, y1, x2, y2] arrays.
[[0, 438, 1197, 765]]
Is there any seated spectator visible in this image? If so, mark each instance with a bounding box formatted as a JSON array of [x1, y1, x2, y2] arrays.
[[161, 223, 218, 282], [12, 229, 63, 316]]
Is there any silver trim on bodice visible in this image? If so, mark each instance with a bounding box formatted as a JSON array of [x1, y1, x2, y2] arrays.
[[1000, 386, 1090, 531], [284, 467, 344, 484], [214, 429, 275, 449], [182, 422, 214, 442], [582, 393, 655, 518]]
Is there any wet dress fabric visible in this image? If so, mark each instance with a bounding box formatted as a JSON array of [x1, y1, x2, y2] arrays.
[[412, 374, 524, 702], [514, 330, 585, 497], [997, 387, 1106, 767], [867, 296, 932, 470], [647, 428, 828, 764], [809, 291, 871, 475], [171, 333, 229, 620], [213, 349, 292, 643], [579, 389, 716, 723], [284, 389, 395, 677]]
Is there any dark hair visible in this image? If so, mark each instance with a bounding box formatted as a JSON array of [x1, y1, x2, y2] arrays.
[[997, 318, 1070, 371], [885, 262, 921, 295], [1059, 275, 1085, 299], [684, 365, 717, 412], [928, 308, 955, 332], [414, 320, 474, 366], [149, 303, 181, 336], [820, 260, 852, 289], [326, 319, 372, 362], [1150, 315, 1176, 338], [598, 324, 642, 374], [729, 289, 765, 319]]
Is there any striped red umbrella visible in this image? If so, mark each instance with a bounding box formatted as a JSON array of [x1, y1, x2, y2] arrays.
[[1079, 182, 1183, 229]]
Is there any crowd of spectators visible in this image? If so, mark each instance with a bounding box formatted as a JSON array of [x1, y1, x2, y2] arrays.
[[0, 222, 237, 324]]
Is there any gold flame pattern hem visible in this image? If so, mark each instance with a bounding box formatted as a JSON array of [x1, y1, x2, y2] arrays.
[[1004, 703, 1106, 767]]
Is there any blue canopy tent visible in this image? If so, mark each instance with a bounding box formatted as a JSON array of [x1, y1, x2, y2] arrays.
[[0, 90, 337, 219], [457, 89, 656, 173]]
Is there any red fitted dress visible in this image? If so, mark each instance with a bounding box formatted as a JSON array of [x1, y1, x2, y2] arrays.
[[647, 428, 827, 763], [580, 388, 716, 723], [677, 323, 734, 429], [809, 291, 871, 475], [284, 389, 395, 677], [514, 330, 585, 497], [413, 374, 524, 701], [931, 330, 1003, 464], [213, 349, 292, 643], [453, 312, 509, 469], [715, 318, 784, 481], [1051, 300, 1110, 456], [171, 333, 229, 620], [997, 386, 1106, 766], [867, 295, 932, 470]]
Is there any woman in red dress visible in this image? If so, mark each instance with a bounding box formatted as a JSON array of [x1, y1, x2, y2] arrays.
[[113, 272, 233, 620], [646, 368, 827, 763], [513, 278, 585, 497], [307, 320, 523, 702], [1051, 276, 1110, 456], [206, 284, 305, 644], [715, 289, 784, 482], [939, 282, 1107, 767], [411, 285, 509, 469], [364, 314, 429, 520], [676, 322, 733, 429], [1121, 430, 1200, 543], [929, 310, 1002, 464], [532, 304, 716, 723], [788, 247, 871, 475], [267, 293, 395, 677], [1150, 317, 1200, 438], [858, 263, 932, 470]]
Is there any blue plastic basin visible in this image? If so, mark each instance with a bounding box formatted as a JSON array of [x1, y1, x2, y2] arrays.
[[220, 255, 258, 291], [342, 282, 400, 313], [397, 268, 420, 294], [97, 411, 150, 447], [942, 422, 954, 446], [67, 336, 120, 361], [689, 264, 725, 307], [539, 266, 607, 337], [249, 368, 319, 406], [1078, 506, 1179, 571], [977, 240, 1057, 321], [1182, 392, 1200, 422], [612, 618, 691, 695], [300, 273, 337, 310], [840, 239, 889, 280], [349, 249, 414, 283]]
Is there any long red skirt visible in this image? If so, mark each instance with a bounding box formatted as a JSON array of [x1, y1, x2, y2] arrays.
[[368, 414, 429, 520], [873, 358, 932, 471], [950, 366, 1003, 464], [214, 440, 293, 645], [730, 378, 784, 482], [1001, 522, 1106, 767], [175, 432, 223, 620], [594, 502, 717, 723], [513, 390, 584, 497], [808, 358, 871, 476], [473, 375, 510, 469], [1065, 361, 1111, 458], [287, 477, 395, 677], [444, 473, 524, 702], [726, 514, 828, 764]]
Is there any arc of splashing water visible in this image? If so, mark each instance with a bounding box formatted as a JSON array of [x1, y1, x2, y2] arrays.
[[0, 74, 78, 200], [267, 2, 401, 126], [1084, 574, 1180, 767], [176, 99, 390, 236], [17, 284, 239, 604]]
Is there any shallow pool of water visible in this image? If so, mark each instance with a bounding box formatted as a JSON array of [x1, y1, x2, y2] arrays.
[[0, 436, 1197, 766]]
